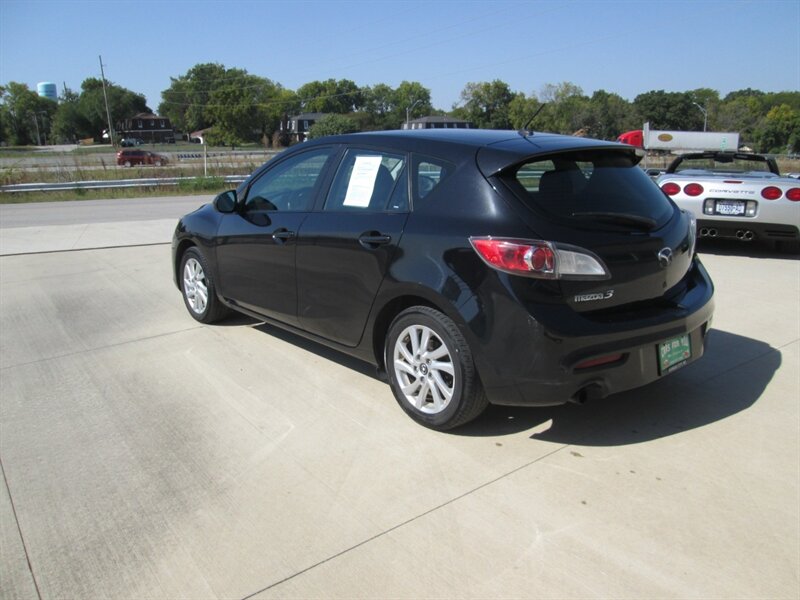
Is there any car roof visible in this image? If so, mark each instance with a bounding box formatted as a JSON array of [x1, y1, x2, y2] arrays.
[[302, 129, 631, 175]]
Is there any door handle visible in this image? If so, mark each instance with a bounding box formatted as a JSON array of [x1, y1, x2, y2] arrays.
[[359, 232, 392, 248], [272, 228, 295, 243]]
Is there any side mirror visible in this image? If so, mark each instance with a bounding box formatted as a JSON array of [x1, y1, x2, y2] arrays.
[[214, 190, 237, 213]]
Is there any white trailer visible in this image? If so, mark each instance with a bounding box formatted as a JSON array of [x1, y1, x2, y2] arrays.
[[643, 122, 739, 153]]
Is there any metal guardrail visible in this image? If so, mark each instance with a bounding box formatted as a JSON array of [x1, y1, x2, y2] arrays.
[[1, 175, 249, 193]]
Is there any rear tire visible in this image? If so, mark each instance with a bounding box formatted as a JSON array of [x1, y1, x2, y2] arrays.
[[180, 247, 228, 323], [124, 160, 131, 167], [385, 306, 488, 430]]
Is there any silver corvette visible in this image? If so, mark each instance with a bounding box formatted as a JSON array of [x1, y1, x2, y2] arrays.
[[657, 152, 800, 251]]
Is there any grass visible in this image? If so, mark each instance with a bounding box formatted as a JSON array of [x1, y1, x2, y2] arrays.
[[0, 179, 231, 204]]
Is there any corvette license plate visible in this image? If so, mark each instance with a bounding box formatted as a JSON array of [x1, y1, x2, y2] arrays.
[[715, 200, 746, 216], [658, 334, 691, 375]]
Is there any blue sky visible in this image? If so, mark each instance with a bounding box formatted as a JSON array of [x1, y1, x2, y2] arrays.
[[1, 0, 798, 111]]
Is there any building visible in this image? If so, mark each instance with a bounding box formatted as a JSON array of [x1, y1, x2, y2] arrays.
[[116, 113, 175, 143], [402, 116, 474, 130], [281, 112, 329, 143]]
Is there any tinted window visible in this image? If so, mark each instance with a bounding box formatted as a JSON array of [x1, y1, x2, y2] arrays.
[[245, 148, 333, 212], [673, 155, 771, 173], [325, 149, 407, 212], [414, 155, 455, 203], [509, 150, 673, 226]]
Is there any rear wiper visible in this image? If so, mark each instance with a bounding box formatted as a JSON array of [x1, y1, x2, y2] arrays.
[[571, 211, 657, 230]]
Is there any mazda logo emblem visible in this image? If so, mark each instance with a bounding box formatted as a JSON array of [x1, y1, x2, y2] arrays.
[[657, 247, 673, 268]]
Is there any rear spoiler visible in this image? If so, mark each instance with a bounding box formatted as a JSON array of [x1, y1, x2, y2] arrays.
[[476, 138, 642, 177]]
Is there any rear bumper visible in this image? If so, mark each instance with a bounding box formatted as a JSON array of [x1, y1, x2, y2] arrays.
[[471, 260, 715, 407], [696, 219, 799, 242]]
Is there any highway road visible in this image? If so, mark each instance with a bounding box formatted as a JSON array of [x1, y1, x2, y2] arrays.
[[0, 196, 798, 599]]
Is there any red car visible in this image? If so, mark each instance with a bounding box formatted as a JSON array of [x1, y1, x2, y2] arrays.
[[117, 149, 168, 167]]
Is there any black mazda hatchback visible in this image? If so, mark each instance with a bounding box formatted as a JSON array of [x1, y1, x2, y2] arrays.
[[172, 129, 714, 430]]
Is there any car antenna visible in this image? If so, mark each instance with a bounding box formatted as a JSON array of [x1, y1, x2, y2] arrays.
[[518, 103, 547, 138]]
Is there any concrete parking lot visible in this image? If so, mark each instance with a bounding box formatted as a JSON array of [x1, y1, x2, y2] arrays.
[[1, 197, 798, 599]]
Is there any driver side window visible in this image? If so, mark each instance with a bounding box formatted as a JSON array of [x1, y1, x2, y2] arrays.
[[244, 148, 333, 212]]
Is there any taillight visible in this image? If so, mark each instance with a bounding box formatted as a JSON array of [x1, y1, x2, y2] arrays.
[[575, 353, 624, 370], [661, 182, 680, 196], [469, 237, 609, 280], [761, 186, 782, 200], [683, 183, 704, 197], [785, 188, 800, 201]]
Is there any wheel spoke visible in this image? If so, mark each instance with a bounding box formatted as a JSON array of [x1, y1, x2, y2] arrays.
[[394, 359, 416, 377], [425, 344, 449, 360], [413, 379, 430, 408], [401, 378, 422, 396], [397, 341, 414, 365], [428, 377, 443, 409], [431, 360, 454, 376], [409, 328, 420, 356], [419, 327, 431, 354], [431, 372, 454, 402]]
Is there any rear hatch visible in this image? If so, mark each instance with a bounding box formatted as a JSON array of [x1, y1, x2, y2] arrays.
[[482, 145, 694, 313]]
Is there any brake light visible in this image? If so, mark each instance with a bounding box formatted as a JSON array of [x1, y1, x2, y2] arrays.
[[785, 188, 800, 201], [761, 186, 782, 200], [683, 183, 704, 197], [575, 353, 624, 370], [661, 182, 680, 196], [469, 237, 609, 280]]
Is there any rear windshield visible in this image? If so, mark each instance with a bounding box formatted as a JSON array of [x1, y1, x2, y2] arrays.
[[506, 150, 673, 228], [671, 155, 771, 174]]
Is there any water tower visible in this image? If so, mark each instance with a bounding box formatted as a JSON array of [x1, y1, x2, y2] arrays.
[[37, 82, 57, 102]]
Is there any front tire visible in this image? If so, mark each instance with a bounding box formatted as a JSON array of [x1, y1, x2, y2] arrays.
[[386, 306, 488, 430], [180, 247, 228, 323]]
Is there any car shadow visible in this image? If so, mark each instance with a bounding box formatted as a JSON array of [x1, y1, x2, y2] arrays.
[[454, 329, 780, 445], [233, 319, 779, 445], [251, 321, 384, 382], [697, 239, 798, 260]]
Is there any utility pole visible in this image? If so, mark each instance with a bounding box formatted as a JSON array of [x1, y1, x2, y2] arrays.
[[31, 113, 41, 145], [99, 55, 115, 146], [693, 102, 708, 132], [406, 99, 422, 129]]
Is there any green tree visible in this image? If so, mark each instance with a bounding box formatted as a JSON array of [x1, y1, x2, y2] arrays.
[[536, 82, 590, 134], [307, 114, 358, 139], [508, 93, 541, 130], [0, 82, 57, 145], [454, 80, 518, 129], [77, 77, 149, 139], [297, 79, 363, 113], [50, 86, 90, 142], [756, 104, 800, 153], [158, 63, 228, 134], [633, 90, 703, 130], [205, 70, 287, 145], [584, 90, 635, 139]]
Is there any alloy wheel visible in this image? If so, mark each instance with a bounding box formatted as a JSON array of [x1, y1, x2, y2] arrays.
[[183, 257, 208, 315], [392, 324, 455, 414]]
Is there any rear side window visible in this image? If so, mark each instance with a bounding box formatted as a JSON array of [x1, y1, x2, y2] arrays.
[[413, 155, 455, 203], [508, 150, 673, 227], [325, 149, 408, 212]]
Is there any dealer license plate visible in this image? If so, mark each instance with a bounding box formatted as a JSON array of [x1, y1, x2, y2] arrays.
[[715, 200, 746, 216], [658, 334, 692, 375]]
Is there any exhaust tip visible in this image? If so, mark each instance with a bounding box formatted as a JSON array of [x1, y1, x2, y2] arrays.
[[699, 227, 709, 237], [570, 383, 605, 405], [743, 230, 754, 241], [708, 228, 718, 237]]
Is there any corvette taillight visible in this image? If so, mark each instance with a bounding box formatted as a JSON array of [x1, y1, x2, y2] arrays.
[[661, 182, 680, 196], [761, 186, 782, 200], [469, 237, 609, 280], [785, 188, 800, 201], [683, 183, 704, 197]]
